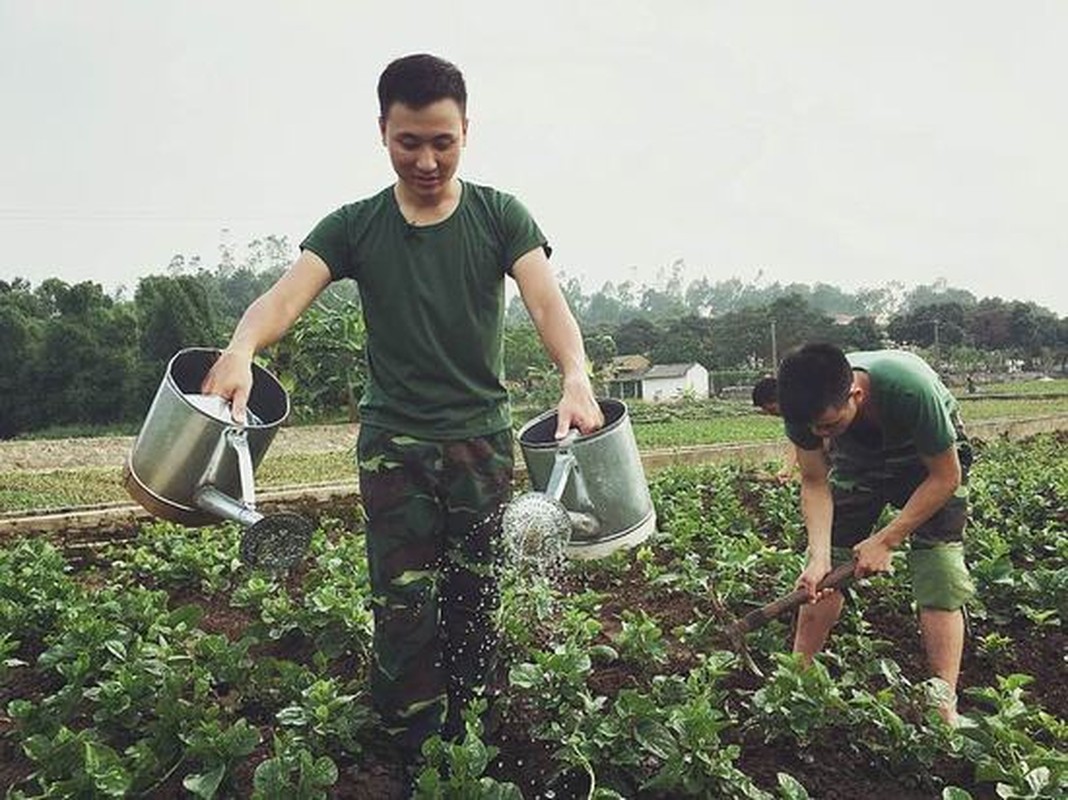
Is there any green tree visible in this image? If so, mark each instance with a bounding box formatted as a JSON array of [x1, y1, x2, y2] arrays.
[[650, 315, 714, 367], [836, 316, 884, 351], [614, 317, 661, 355], [135, 275, 220, 363], [277, 292, 367, 421], [30, 281, 141, 428], [504, 324, 553, 386], [0, 282, 43, 437]]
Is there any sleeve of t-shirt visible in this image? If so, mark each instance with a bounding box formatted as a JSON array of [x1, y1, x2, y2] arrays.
[[500, 194, 551, 273], [785, 420, 823, 451], [300, 207, 353, 282], [901, 389, 956, 455]]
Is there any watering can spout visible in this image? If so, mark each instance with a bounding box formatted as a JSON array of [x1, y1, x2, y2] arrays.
[[515, 399, 656, 560]]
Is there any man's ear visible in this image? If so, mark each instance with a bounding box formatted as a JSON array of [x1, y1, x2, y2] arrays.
[[462, 117, 469, 144], [379, 117, 387, 145]]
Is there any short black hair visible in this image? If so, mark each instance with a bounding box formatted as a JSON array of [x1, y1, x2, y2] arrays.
[[751, 375, 778, 408], [776, 343, 853, 424], [377, 53, 467, 118]]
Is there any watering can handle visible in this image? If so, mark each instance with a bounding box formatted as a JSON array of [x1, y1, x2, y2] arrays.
[[225, 428, 256, 510], [545, 429, 579, 501]]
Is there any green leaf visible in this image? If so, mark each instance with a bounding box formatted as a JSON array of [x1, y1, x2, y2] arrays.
[[253, 758, 287, 792], [635, 719, 679, 761], [941, 788, 973, 800], [778, 772, 811, 799], [477, 778, 524, 799], [589, 644, 619, 662], [310, 755, 338, 787], [184, 765, 226, 799], [1023, 766, 1050, 794], [508, 663, 541, 689]]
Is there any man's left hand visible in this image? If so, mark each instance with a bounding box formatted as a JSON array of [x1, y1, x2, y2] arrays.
[[852, 533, 896, 578], [555, 378, 604, 437]]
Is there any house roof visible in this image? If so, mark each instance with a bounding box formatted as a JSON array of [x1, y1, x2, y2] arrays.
[[643, 362, 701, 379], [610, 354, 650, 371], [607, 354, 651, 382]]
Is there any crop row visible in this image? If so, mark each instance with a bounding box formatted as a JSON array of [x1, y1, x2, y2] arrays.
[[1, 434, 1064, 798]]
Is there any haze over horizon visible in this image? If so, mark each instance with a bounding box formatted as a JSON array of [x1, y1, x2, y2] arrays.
[[2, 1, 1066, 315]]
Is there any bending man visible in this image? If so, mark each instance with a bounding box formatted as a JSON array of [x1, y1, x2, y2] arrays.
[[776, 343, 974, 724]]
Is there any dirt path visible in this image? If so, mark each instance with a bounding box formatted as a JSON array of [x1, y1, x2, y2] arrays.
[[0, 423, 360, 472]]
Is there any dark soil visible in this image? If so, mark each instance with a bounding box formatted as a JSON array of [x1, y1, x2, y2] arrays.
[[3, 541, 1062, 799]]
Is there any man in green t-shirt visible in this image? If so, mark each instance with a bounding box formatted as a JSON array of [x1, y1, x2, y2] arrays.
[[202, 54, 603, 754], [776, 343, 974, 725]]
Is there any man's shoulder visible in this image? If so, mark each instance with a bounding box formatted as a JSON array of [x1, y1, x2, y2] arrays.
[[333, 186, 395, 216], [462, 181, 523, 210], [849, 350, 934, 378]]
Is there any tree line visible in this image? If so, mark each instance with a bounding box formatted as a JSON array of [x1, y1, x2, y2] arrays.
[[1, 244, 1065, 438]]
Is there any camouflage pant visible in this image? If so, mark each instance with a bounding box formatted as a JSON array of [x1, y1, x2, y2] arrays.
[[356, 424, 514, 751]]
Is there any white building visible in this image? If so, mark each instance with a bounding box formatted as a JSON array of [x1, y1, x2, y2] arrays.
[[640, 362, 710, 402]]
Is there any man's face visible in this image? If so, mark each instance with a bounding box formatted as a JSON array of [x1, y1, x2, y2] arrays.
[[759, 402, 780, 417], [809, 386, 860, 438], [380, 99, 467, 201]]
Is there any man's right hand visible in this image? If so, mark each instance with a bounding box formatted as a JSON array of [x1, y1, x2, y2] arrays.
[[795, 558, 835, 604], [201, 349, 254, 424]]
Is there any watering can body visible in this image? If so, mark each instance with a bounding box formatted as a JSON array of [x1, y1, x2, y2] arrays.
[[516, 398, 656, 559], [125, 348, 312, 569], [124, 348, 288, 525]]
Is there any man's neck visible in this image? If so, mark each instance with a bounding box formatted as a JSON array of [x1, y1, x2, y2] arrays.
[[394, 179, 462, 226], [853, 371, 879, 426]]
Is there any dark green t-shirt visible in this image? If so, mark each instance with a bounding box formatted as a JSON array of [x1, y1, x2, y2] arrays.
[[301, 181, 548, 440], [786, 350, 960, 466]]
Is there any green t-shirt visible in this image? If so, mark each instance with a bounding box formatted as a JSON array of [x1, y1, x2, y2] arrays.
[[786, 350, 960, 464], [300, 181, 548, 440]]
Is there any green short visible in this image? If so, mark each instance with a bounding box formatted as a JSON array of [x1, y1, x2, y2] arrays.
[[832, 538, 975, 611]]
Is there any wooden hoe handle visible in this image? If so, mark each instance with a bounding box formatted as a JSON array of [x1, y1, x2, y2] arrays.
[[731, 562, 856, 636]]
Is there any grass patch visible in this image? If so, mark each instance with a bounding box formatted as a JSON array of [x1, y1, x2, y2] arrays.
[[978, 377, 1068, 395], [256, 450, 356, 486], [633, 415, 782, 448], [0, 468, 128, 512], [2, 397, 1066, 515], [959, 397, 1068, 419]]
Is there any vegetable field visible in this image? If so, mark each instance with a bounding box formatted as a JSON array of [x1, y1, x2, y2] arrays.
[[1, 434, 1065, 799]]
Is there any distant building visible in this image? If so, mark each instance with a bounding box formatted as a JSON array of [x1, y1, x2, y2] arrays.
[[606, 354, 650, 400], [642, 362, 710, 402], [607, 358, 710, 402]]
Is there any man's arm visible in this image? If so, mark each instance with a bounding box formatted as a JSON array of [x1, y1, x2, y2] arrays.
[[511, 247, 603, 436], [795, 444, 835, 601], [853, 445, 961, 576], [201, 250, 333, 422]]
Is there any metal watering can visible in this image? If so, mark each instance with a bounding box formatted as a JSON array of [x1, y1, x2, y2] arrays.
[[503, 399, 656, 564], [124, 348, 313, 570]]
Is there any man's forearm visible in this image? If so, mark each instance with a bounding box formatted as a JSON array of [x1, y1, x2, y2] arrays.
[[800, 479, 835, 561], [225, 293, 295, 357], [529, 295, 589, 383], [878, 474, 958, 546]]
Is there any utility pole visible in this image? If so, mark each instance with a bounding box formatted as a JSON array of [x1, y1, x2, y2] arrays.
[[770, 319, 778, 367]]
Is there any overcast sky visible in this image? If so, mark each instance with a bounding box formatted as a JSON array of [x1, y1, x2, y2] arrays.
[[2, 1, 1066, 315]]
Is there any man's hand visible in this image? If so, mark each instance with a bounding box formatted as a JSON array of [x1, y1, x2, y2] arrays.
[[852, 532, 897, 578], [554, 376, 604, 437], [201, 349, 254, 424], [795, 556, 836, 604]]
